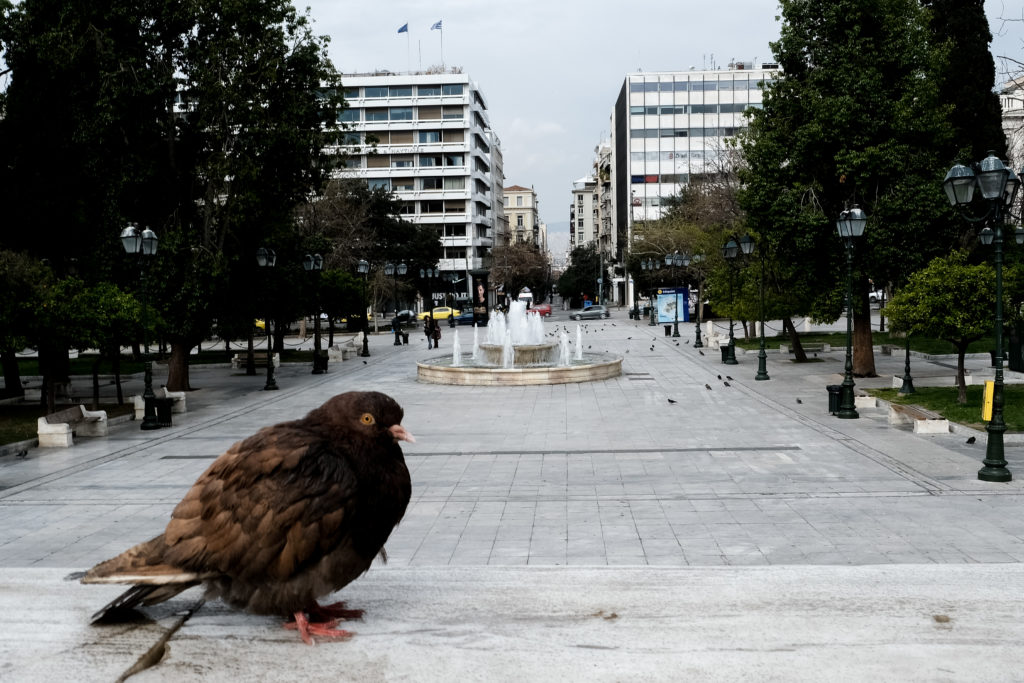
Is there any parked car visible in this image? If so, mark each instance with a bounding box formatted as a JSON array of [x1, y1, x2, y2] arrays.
[[454, 310, 476, 325], [868, 289, 886, 304], [571, 305, 610, 320], [393, 309, 417, 324], [527, 303, 553, 317], [417, 306, 460, 321]]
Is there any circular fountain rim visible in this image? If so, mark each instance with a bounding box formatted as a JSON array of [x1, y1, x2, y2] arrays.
[[416, 355, 622, 386]]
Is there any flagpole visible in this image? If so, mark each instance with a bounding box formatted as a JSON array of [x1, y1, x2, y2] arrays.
[[406, 31, 410, 73], [440, 26, 444, 68]]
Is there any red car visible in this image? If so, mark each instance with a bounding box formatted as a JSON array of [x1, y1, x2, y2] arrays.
[[527, 303, 552, 317]]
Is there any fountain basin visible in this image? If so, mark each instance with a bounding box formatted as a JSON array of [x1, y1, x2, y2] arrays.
[[477, 341, 558, 366], [417, 354, 622, 386]]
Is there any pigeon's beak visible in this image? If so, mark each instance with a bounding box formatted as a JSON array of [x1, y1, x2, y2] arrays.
[[389, 424, 415, 443]]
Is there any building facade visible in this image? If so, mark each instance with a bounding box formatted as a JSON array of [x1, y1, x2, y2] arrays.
[[610, 61, 780, 305], [335, 72, 502, 308], [503, 185, 542, 248]]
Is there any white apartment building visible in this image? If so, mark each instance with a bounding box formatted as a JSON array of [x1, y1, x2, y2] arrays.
[[336, 71, 502, 307], [611, 61, 780, 305]]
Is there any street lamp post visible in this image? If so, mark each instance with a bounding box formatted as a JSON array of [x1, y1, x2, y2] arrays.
[[835, 206, 868, 418], [753, 238, 770, 381], [357, 259, 371, 357], [720, 238, 743, 365], [120, 223, 161, 430], [665, 252, 686, 337], [641, 258, 659, 326], [303, 253, 325, 374], [690, 254, 704, 348], [256, 248, 278, 390], [385, 262, 408, 345], [944, 152, 1022, 482]]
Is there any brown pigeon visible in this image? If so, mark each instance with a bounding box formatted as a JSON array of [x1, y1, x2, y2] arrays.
[[82, 391, 414, 645]]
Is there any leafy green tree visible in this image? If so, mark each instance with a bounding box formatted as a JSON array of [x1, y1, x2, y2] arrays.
[[739, 0, 957, 378], [0, 251, 52, 398], [558, 244, 601, 308], [884, 251, 997, 403]]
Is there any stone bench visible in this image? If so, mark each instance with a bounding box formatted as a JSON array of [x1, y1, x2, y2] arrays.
[[231, 351, 279, 370], [37, 405, 108, 447], [888, 403, 950, 434], [132, 387, 186, 420], [328, 336, 360, 361]]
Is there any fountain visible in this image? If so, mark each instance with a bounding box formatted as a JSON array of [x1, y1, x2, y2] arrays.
[[417, 300, 622, 386]]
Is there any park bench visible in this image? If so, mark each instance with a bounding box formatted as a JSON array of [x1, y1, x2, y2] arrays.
[[37, 405, 108, 447], [132, 387, 187, 421], [230, 351, 279, 370], [888, 403, 950, 434]]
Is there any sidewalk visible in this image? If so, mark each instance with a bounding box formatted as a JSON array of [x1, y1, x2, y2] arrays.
[[2, 319, 1024, 681]]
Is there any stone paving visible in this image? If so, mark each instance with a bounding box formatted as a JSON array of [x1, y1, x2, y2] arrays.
[[3, 314, 1024, 680]]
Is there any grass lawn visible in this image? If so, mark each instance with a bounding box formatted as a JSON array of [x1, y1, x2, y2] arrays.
[[868, 385, 1024, 432], [733, 330, 994, 356]]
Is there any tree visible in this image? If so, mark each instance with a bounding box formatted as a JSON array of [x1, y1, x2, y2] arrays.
[[490, 242, 551, 306], [739, 0, 957, 377], [884, 251, 997, 403], [557, 244, 601, 309], [0, 250, 51, 399]]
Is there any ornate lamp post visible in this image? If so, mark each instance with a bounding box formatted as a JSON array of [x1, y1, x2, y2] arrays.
[[385, 262, 408, 345], [753, 237, 770, 381], [120, 223, 160, 430], [641, 258, 660, 326], [720, 238, 742, 365], [944, 152, 1022, 482], [690, 253, 704, 348], [835, 205, 868, 419], [303, 253, 325, 374], [664, 251, 687, 337], [256, 248, 278, 390], [357, 259, 371, 358]]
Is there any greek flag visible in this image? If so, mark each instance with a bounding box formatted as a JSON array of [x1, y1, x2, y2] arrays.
[[431, 20, 442, 30], [397, 23, 408, 33]]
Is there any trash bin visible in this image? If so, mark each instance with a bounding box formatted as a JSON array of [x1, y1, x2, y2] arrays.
[[313, 351, 328, 373], [826, 385, 841, 415], [150, 396, 174, 427], [402, 332, 409, 345], [721, 346, 730, 362], [664, 325, 672, 337]]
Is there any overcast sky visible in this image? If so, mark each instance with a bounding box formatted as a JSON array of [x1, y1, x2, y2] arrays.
[[302, 1, 1024, 255]]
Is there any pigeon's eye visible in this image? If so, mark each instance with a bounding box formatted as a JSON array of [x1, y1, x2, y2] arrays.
[[360, 413, 376, 426]]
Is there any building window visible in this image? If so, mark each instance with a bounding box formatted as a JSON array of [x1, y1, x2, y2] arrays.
[[365, 108, 388, 121], [418, 130, 441, 144], [421, 177, 443, 190], [516, 196, 523, 207], [392, 178, 415, 191], [391, 156, 414, 168], [443, 177, 465, 190], [444, 153, 464, 166], [442, 83, 464, 96], [418, 85, 441, 96], [421, 200, 444, 213], [364, 86, 387, 98], [516, 215, 524, 227], [343, 87, 359, 99], [341, 132, 361, 145], [389, 107, 413, 120], [442, 105, 464, 119], [367, 178, 390, 190], [338, 108, 360, 122], [389, 85, 412, 97], [419, 155, 443, 167]]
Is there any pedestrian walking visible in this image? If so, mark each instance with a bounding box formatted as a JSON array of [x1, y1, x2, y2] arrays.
[[424, 315, 435, 349]]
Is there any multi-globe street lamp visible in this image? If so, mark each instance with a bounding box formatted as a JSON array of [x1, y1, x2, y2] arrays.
[[303, 253, 325, 374], [835, 206, 868, 419], [120, 223, 160, 430], [720, 237, 753, 365], [357, 259, 371, 358], [751, 236, 770, 382], [944, 151, 1023, 482], [256, 247, 278, 391], [641, 258, 660, 326], [385, 262, 408, 346], [664, 251, 687, 338]]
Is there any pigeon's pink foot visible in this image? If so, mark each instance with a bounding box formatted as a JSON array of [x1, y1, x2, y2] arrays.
[[308, 600, 365, 622], [284, 610, 354, 645]]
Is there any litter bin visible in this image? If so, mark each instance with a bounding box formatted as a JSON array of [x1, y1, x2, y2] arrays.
[[721, 346, 730, 362], [149, 396, 174, 427], [664, 325, 672, 337], [402, 332, 409, 344], [313, 351, 328, 373], [826, 385, 841, 415]]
